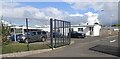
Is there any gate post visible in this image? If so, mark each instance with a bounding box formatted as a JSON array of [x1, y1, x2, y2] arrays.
[[69, 22, 71, 45], [50, 18, 53, 50]]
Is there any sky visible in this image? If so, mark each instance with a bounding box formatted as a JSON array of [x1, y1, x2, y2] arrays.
[[0, 0, 119, 27]]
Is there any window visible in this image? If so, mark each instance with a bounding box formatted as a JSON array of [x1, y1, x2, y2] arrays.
[[42, 31, 46, 34], [78, 28, 83, 32], [32, 32, 36, 35], [37, 32, 41, 35]]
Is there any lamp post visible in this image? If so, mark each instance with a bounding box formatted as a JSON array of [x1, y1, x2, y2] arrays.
[[109, 15, 114, 36], [100, 9, 104, 40], [100, 9, 104, 26]]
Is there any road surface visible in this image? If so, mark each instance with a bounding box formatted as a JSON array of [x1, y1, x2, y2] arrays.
[[26, 35, 118, 57]]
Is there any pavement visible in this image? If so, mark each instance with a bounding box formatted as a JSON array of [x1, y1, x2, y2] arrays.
[[25, 35, 119, 57]]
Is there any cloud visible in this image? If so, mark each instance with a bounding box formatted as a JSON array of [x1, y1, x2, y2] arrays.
[[1, 2, 70, 26], [85, 12, 100, 25], [69, 13, 84, 17], [1, 1, 118, 26], [64, 1, 118, 25], [3, 0, 119, 2], [1, 2, 68, 20], [63, 0, 119, 2]]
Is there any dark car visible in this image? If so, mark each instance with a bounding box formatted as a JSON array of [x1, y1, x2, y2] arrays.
[[53, 32, 64, 38], [18, 31, 47, 43], [68, 31, 86, 38]]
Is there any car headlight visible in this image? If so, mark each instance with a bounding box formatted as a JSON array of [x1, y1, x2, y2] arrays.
[[22, 36, 26, 39]]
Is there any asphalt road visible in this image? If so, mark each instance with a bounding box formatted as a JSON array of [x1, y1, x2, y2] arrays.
[[26, 35, 118, 57]]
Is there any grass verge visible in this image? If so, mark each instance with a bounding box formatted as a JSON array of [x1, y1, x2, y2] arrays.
[[2, 43, 50, 54]]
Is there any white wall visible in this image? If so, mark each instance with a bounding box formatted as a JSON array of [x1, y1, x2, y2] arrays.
[[93, 25, 101, 36], [40, 25, 101, 36]]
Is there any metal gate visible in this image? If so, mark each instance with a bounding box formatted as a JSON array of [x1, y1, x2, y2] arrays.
[[50, 18, 71, 49]]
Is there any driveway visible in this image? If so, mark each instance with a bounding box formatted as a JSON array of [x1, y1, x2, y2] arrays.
[[26, 35, 118, 57]]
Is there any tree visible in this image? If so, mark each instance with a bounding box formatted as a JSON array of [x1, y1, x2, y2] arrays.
[[112, 24, 120, 27], [1, 22, 11, 45]]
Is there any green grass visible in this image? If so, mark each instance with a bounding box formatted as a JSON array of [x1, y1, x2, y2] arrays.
[[2, 43, 50, 54]]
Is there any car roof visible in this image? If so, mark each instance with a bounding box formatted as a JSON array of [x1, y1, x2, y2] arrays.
[[28, 31, 45, 32]]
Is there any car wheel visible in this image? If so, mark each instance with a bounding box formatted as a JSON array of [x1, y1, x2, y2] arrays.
[[41, 37, 46, 42], [25, 39, 29, 43]]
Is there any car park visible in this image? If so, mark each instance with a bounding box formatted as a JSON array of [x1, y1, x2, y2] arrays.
[[68, 31, 86, 38]]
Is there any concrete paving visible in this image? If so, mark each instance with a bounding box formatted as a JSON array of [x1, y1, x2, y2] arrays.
[[26, 35, 118, 57]]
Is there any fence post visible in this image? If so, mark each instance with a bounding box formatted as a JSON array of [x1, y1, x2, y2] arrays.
[[50, 18, 53, 50], [14, 28, 17, 42], [26, 18, 29, 51], [69, 22, 71, 45]]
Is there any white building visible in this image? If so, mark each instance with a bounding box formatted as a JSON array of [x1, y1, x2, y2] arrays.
[[71, 23, 101, 36], [10, 26, 43, 35]]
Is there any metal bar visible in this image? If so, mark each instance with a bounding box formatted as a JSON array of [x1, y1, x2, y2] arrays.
[[58, 20, 60, 46], [26, 18, 29, 51], [64, 22, 66, 45], [50, 18, 53, 50], [63, 21, 64, 45], [67, 23, 69, 44], [54, 19, 57, 48], [66, 23, 68, 44], [69, 22, 71, 45], [61, 21, 63, 45], [60, 21, 63, 45]]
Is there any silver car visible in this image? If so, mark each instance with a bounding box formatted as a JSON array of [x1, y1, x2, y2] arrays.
[[18, 31, 47, 43]]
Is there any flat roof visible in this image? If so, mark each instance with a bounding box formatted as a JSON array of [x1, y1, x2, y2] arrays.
[[71, 25, 94, 27], [10, 26, 42, 30]]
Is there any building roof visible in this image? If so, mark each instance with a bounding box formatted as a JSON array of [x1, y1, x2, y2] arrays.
[[71, 25, 94, 27], [10, 26, 42, 30]]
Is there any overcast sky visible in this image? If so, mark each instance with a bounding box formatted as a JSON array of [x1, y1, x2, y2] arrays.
[[0, 0, 119, 27]]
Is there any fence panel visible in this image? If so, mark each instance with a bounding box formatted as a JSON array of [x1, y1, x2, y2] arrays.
[[50, 18, 71, 49]]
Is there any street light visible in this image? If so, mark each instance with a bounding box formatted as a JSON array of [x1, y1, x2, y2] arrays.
[[109, 15, 114, 36], [100, 9, 104, 40], [100, 9, 104, 26]]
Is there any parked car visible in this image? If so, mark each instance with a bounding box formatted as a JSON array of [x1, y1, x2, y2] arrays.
[[53, 32, 64, 38], [68, 31, 86, 38], [7, 34, 23, 41], [18, 31, 47, 43]]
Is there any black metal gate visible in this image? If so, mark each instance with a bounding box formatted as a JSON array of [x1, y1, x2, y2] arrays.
[[50, 18, 71, 49]]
